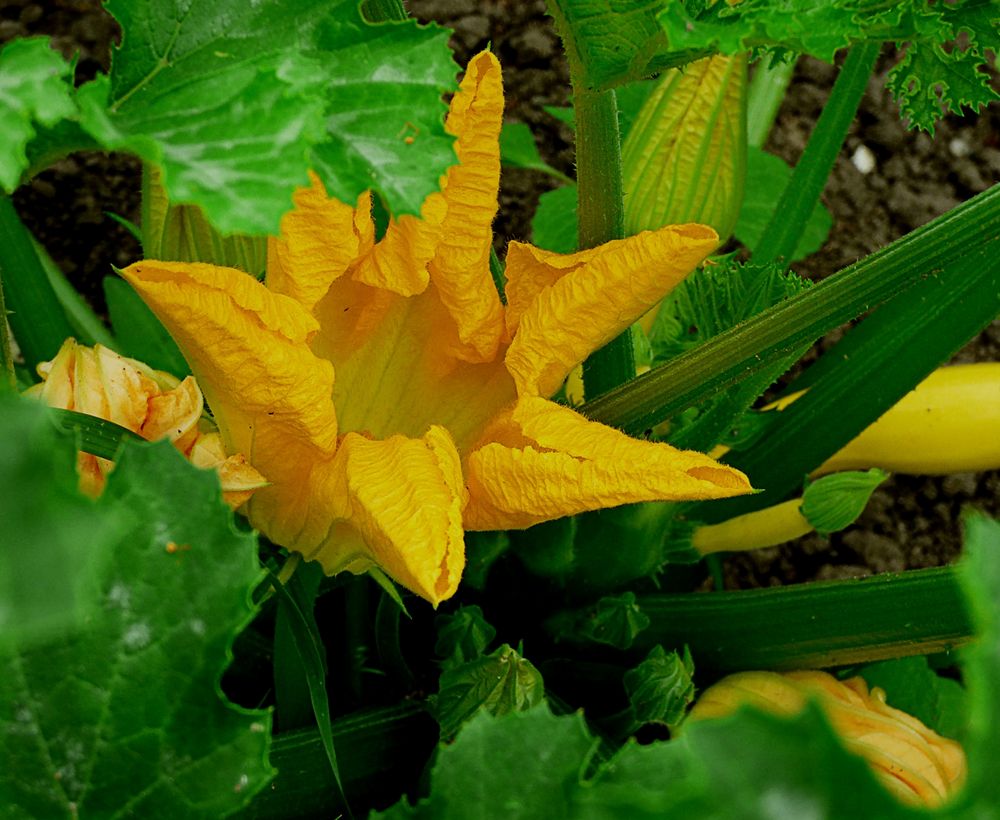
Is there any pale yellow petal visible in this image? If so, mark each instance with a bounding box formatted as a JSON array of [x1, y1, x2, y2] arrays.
[[266, 174, 367, 313], [463, 396, 751, 530], [303, 426, 467, 606], [504, 224, 718, 398], [141, 375, 204, 453], [28, 338, 78, 409], [119, 260, 340, 550], [427, 50, 506, 363]]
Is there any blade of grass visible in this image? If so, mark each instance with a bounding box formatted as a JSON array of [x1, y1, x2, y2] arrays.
[[0, 196, 75, 371], [0, 267, 14, 390], [48, 407, 142, 459], [274, 561, 325, 732], [754, 43, 880, 266], [580, 183, 1000, 436], [375, 588, 416, 692], [264, 568, 351, 818]]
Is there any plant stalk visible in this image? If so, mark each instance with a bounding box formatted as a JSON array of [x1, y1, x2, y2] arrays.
[[0, 268, 15, 390], [746, 57, 796, 149], [574, 87, 634, 398], [755, 42, 880, 266]]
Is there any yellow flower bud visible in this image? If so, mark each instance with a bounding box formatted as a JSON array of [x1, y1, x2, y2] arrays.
[[24, 338, 267, 508], [688, 670, 966, 807]]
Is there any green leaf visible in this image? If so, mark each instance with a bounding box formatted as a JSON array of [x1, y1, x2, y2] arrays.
[[435, 606, 497, 670], [623, 645, 696, 730], [648, 256, 810, 451], [499, 122, 572, 182], [856, 656, 967, 742], [547, 0, 706, 91], [435, 644, 545, 739], [734, 146, 833, 261], [74, 0, 457, 235], [103, 276, 190, 378], [49, 408, 143, 461], [583, 704, 920, 818], [0, 397, 111, 646], [531, 184, 578, 253], [659, 0, 999, 132], [376, 705, 596, 819], [955, 512, 1000, 813], [800, 468, 889, 535], [548, 591, 651, 650], [0, 38, 76, 191], [0, 437, 273, 817]]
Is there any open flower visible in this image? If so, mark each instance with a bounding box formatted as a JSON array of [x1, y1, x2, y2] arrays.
[[120, 51, 752, 605], [688, 670, 966, 807], [25, 338, 267, 507]]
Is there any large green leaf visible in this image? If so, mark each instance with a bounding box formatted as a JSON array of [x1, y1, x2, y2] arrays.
[[71, 0, 456, 234], [0, 436, 273, 818], [0, 398, 111, 646], [375, 705, 597, 819], [0, 38, 76, 191], [659, 0, 999, 132]]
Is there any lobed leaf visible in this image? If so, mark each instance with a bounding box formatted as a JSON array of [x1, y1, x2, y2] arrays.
[[0, 433, 273, 818]]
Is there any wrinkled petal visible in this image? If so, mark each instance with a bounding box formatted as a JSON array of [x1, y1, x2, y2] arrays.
[[463, 396, 751, 530], [351, 193, 443, 296], [303, 426, 467, 606], [141, 375, 204, 453], [189, 431, 269, 510], [504, 225, 718, 398], [119, 260, 340, 549], [427, 49, 506, 363], [266, 173, 367, 313]]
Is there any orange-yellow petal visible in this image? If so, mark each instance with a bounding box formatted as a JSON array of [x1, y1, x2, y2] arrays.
[[302, 425, 467, 606], [189, 431, 269, 510], [119, 260, 340, 550], [267, 174, 367, 312], [463, 396, 751, 530], [504, 225, 718, 398], [426, 50, 506, 363]]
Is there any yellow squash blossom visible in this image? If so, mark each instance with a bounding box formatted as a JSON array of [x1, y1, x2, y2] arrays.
[[25, 338, 267, 508], [688, 670, 966, 807], [120, 51, 752, 605]]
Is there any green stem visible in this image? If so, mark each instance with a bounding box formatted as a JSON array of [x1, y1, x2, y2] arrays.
[[579, 183, 1000, 435], [574, 87, 634, 398], [746, 57, 796, 149], [0, 196, 75, 371], [0, 268, 15, 390], [755, 43, 880, 266], [632, 567, 972, 672]]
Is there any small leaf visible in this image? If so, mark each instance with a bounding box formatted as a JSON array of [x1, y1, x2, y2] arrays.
[[800, 468, 889, 535], [499, 122, 571, 182], [435, 606, 497, 670], [0, 38, 76, 191], [530, 184, 578, 253], [550, 591, 651, 650], [734, 146, 833, 261], [623, 645, 696, 730], [0, 437, 274, 817], [434, 644, 544, 739]]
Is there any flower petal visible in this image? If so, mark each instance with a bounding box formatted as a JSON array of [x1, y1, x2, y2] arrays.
[[504, 225, 718, 398], [463, 396, 751, 530], [303, 425, 467, 606], [427, 50, 506, 363], [267, 173, 368, 313], [119, 260, 340, 549], [141, 375, 204, 453]]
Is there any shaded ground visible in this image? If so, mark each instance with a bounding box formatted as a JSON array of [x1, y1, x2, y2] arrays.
[[4, 0, 999, 587]]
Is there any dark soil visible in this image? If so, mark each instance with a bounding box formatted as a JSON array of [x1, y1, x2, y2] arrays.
[[4, 0, 999, 588]]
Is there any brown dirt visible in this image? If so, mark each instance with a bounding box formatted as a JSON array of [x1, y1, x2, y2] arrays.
[[4, 0, 998, 587]]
